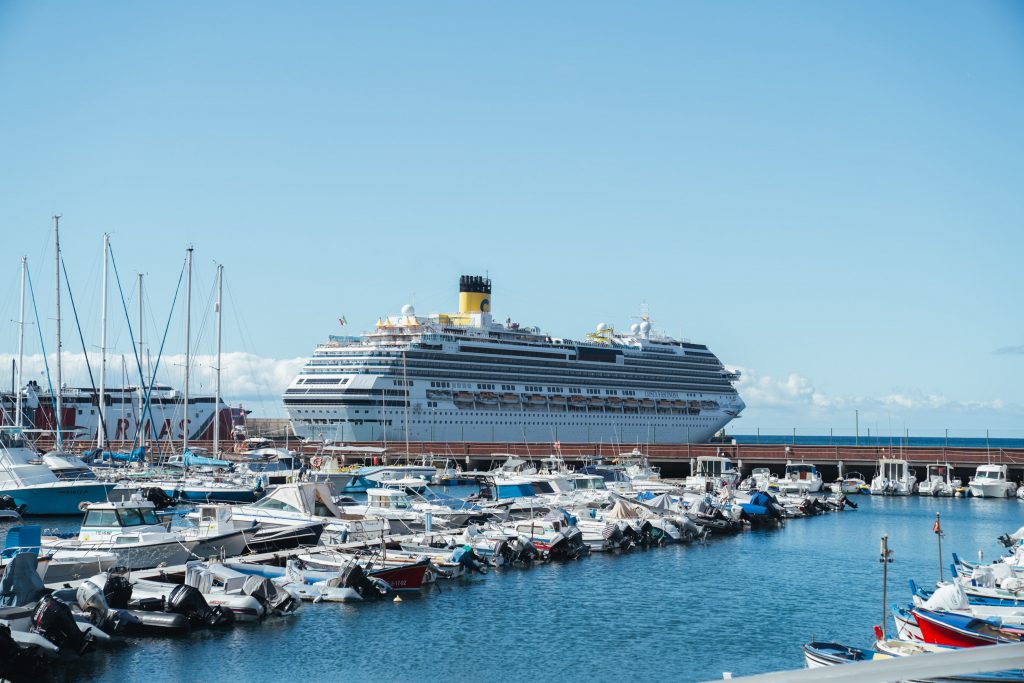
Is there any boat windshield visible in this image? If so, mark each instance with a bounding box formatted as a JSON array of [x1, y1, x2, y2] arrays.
[[698, 460, 724, 476], [977, 471, 1003, 480], [83, 509, 119, 527], [883, 463, 905, 479], [118, 507, 160, 526], [530, 481, 556, 494]]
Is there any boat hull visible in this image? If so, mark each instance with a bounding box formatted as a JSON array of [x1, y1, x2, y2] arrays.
[[0, 482, 117, 516]]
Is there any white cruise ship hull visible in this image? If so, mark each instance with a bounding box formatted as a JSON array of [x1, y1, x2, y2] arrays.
[[291, 411, 727, 445]]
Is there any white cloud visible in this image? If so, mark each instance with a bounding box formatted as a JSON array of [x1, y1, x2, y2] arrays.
[[729, 365, 1015, 417], [0, 352, 304, 401]]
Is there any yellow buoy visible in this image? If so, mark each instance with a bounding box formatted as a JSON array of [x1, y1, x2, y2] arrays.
[[393, 595, 403, 603]]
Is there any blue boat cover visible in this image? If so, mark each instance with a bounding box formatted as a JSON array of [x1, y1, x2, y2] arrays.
[[182, 448, 232, 469], [0, 552, 45, 606]]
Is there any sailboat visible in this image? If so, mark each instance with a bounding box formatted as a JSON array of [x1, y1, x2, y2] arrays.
[[0, 220, 116, 515]]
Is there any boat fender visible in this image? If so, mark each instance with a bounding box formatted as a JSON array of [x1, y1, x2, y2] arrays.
[[310, 457, 323, 469]]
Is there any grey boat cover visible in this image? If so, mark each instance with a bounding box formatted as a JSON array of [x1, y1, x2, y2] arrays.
[[648, 493, 677, 511], [0, 552, 45, 607]]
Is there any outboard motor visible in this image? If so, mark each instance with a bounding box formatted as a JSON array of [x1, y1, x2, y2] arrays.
[[166, 584, 234, 627], [451, 545, 489, 574], [76, 580, 125, 635], [102, 569, 134, 610], [0, 623, 46, 679], [0, 495, 26, 515], [340, 564, 390, 600], [31, 595, 91, 655], [241, 576, 300, 615], [144, 487, 175, 510]]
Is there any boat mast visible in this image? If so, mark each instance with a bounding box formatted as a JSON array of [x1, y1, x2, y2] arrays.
[[213, 263, 223, 455], [403, 350, 410, 461], [53, 215, 63, 450], [183, 246, 193, 452], [97, 234, 109, 450], [137, 272, 145, 440], [15, 256, 26, 430]]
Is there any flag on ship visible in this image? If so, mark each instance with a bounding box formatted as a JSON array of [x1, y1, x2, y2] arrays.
[[339, 316, 348, 327]]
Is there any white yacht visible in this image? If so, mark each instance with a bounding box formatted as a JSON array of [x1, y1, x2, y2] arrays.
[[869, 459, 917, 496], [917, 464, 960, 497], [969, 464, 1017, 498], [284, 275, 744, 444], [777, 462, 824, 495]]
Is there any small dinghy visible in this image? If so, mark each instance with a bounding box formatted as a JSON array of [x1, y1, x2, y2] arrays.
[[225, 559, 392, 602]]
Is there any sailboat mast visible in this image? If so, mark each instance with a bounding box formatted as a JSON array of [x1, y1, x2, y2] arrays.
[[98, 234, 109, 449], [213, 263, 223, 455], [137, 273, 144, 439], [15, 256, 26, 429], [183, 246, 193, 451], [53, 215, 63, 449]]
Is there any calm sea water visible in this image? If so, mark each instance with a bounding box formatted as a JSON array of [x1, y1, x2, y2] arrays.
[[8, 496, 1023, 683]]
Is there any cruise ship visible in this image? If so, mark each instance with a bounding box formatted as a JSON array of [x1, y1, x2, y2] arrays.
[[284, 276, 745, 444]]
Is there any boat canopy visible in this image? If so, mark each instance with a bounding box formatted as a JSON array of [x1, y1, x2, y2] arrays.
[[251, 483, 342, 517]]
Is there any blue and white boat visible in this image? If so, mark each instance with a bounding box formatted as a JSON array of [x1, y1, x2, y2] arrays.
[[0, 430, 116, 516], [340, 465, 436, 493]]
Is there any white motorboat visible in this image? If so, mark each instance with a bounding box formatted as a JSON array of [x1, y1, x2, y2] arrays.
[[42, 497, 252, 570], [869, 459, 917, 496], [835, 472, 867, 494], [740, 467, 774, 492], [917, 463, 960, 496], [227, 482, 390, 544], [969, 464, 1018, 498], [684, 455, 741, 493], [777, 462, 824, 495]]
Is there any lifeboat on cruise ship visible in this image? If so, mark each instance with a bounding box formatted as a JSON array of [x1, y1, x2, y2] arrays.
[[478, 392, 499, 405], [700, 400, 718, 410], [569, 395, 587, 407], [454, 392, 475, 404], [499, 393, 520, 404], [606, 396, 623, 409], [672, 400, 687, 411], [688, 400, 702, 414], [623, 397, 639, 409], [640, 398, 656, 410], [548, 395, 567, 407], [656, 400, 672, 413], [588, 397, 606, 409], [527, 394, 547, 406], [426, 389, 452, 400]]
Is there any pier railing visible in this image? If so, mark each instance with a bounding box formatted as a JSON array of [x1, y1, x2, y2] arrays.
[[51, 439, 1024, 469]]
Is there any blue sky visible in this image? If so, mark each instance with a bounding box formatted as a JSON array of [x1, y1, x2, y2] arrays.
[[1, 2, 1022, 436]]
